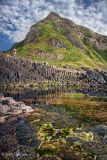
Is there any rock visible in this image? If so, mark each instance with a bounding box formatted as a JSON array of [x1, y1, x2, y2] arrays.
[[0, 53, 107, 86], [48, 38, 66, 48], [90, 125, 107, 137], [64, 32, 83, 49], [16, 119, 39, 147], [0, 53, 45, 85], [36, 52, 64, 60], [0, 93, 4, 98], [0, 96, 33, 120], [0, 117, 5, 124], [46, 12, 61, 20], [24, 25, 40, 44], [87, 37, 107, 50], [98, 155, 107, 160]]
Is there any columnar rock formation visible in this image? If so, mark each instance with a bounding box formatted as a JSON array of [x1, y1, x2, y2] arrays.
[[0, 53, 107, 85], [0, 53, 45, 84]]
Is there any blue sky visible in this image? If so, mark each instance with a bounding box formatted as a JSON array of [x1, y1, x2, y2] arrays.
[[0, 0, 107, 51]]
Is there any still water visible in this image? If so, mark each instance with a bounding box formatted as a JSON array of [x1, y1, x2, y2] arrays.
[[0, 86, 107, 159]]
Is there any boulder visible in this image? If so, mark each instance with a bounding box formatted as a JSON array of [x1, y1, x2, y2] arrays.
[[0, 97, 33, 120]]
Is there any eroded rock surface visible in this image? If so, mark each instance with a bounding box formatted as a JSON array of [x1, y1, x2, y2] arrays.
[[48, 38, 66, 48], [0, 96, 33, 123], [0, 53, 107, 86], [36, 52, 64, 60]]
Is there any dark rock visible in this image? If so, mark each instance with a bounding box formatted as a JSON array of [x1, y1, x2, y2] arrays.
[[0, 53, 107, 86], [0, 93, 4, 98], [98, 155, 107, 160], [64, 32, 83, 49], [90, 125, 107, 137], [16, 119, 39, 147], [48, 38, 66, 48], [24, 25, 40, 44]]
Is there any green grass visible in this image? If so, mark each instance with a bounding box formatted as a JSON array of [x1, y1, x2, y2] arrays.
[[83, 38, 107, 63], [15, 20, 107, 69], [92, 46, 107, 62], [60, 93, 88, 99]]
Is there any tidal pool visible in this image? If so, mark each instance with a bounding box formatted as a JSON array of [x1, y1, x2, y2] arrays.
[[0, 86, 107, 160]]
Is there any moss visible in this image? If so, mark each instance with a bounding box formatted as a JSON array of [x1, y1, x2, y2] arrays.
[[36, 122, 94, 159], [15, 20, 107, 69], [60, 93, 87, 99], [81, 28, 93, 38], [92, 46, 107, 62], [83, 38, 107, 64]]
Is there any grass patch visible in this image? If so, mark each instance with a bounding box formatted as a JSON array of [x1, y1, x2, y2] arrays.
[[15, 20, 107, 69], [60, 93, 87, 99]]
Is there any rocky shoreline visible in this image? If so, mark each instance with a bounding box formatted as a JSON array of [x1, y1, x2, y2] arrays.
[[0, 98, 107, 160], [0, 91, 107, 159], [0, 95, 33, 123]]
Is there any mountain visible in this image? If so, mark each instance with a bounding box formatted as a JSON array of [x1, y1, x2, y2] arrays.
[[0, 12, 107, 86], [9, 12, 107, 70]]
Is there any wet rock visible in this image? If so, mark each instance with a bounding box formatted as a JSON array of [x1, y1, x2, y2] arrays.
[[90, 125, 107, 137], [0, 117, 6, 124], [0, 123, 17, 153], [0, 93, 4, 98], [0, 117, 38, 160], [82, 141, 107, 158], [98, 155, 107, 160], [0, 96, 33, 120], [16, 119, 39, 147]]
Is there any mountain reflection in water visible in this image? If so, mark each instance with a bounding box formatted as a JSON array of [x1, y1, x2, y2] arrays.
[[2, 86, 107, 104]]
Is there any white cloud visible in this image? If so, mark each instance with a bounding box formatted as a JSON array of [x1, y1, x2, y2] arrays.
[[0, 0, 107, 43], [68, 0, 107, 35]]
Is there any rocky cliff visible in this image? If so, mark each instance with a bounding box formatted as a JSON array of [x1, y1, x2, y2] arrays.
[[0, 53, 107, 86], [9, 12, 107, 70], [1, 12, 107, 86]]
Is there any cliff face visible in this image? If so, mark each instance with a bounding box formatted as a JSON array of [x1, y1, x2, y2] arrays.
[[0, 53, 45, 84], [0, 53, 107, 86], [1, 12, 107, 86]]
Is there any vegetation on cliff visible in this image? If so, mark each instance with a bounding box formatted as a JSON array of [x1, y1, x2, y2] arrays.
[[10, 12, 107, 70]]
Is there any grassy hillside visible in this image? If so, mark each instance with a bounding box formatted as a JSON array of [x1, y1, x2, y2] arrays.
[[11, 13, 107, 70]]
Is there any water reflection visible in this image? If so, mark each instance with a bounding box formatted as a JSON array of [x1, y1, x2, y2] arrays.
[[0, 86, 107, 159], [1, 86, 107, 103]]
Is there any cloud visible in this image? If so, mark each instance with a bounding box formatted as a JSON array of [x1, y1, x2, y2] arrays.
[[70, 0, 107, 35], [0, 0, 50, 42], [0, 0, 107, 43]]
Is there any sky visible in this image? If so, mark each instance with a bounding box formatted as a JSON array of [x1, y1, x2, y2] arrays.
[[0, 0, 107, 51]]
